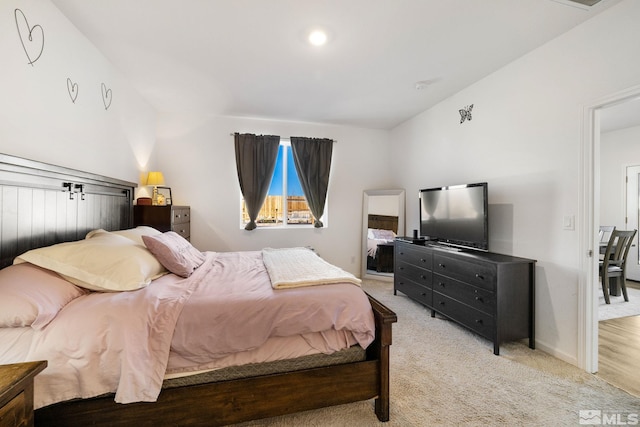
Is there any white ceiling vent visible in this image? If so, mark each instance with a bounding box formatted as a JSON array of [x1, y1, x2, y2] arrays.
[[551, 0, 603, 9], [569, 0, 603, 5]]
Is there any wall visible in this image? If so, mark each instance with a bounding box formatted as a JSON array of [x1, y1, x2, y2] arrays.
[[389, 0, 640, 364], [369, 195, 400, 217], [600, 125, 640, 228], [155, 113, 390, 275], [0, 0, 156, 183]]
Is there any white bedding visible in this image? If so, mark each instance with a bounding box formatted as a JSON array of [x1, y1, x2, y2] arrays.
[[262, 247, 361, 289]]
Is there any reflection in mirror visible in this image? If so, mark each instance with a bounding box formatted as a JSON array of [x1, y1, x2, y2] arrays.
[[362, 189, 405, 281]]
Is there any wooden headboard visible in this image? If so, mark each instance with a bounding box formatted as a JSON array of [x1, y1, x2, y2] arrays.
[[0, 153, 136, 268], [367, 214, 398, 234]]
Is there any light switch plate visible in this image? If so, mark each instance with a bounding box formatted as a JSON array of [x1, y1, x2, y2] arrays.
[[563, 215, 575, 230]]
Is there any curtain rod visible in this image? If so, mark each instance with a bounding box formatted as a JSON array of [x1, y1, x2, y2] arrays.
[[230, 133, 337, 143]]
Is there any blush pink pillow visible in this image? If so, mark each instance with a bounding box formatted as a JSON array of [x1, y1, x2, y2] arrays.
[[142, 232, 206, 278], [0, 263, 87, 329]]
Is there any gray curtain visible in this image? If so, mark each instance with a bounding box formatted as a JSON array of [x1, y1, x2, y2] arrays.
[[234, 133, 280, 230], [290, 137, 333, 228]]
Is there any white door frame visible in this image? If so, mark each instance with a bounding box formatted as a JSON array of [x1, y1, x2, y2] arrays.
[[579, 85, 640, 373], [625, 165, 640, 281]]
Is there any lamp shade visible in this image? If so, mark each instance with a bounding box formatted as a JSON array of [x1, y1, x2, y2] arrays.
[[146, 171, 165, 186]]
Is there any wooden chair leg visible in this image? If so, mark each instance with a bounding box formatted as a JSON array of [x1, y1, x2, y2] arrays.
[[620, 277, 629, 302], [601, 274, 611, 304]]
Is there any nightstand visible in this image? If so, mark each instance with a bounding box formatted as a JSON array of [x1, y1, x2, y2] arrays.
[[134, 205, 191, 240], [0, 361, 47, 427], [376, 242, 395, 273]]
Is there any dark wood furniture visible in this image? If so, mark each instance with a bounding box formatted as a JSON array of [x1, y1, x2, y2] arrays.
[[368, 214, 398, 233], [394, 238, 536, 355], [376, 242, 395, 272], [367, 214, 398, 273], [0, 154, 135, 268], [36, 296, 397, 426], [134, 205, 191, 240], [599, 229, 637, 303], [0, 153, 397, 426], [0, 361, 47, 427]]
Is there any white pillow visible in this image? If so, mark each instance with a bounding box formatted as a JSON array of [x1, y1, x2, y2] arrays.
[[86, 226, 162, 246], [14, 232, 167, 292]]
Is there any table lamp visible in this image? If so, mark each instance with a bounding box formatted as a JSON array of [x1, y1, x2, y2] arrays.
[[146, 171, 165, 205]]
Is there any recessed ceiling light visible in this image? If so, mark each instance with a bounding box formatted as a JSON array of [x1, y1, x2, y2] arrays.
[[308, 30, 328, 46]]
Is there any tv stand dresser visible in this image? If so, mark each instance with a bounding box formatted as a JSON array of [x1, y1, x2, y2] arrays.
[[394, 238, 536, 355]]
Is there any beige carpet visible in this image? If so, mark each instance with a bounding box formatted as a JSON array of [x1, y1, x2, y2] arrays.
[[233, 279, 640, 426]]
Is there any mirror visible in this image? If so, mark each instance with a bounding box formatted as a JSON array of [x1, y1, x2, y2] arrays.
[[361, 189, 405, 281]]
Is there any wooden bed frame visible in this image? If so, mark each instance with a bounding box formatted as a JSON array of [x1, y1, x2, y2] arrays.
[[0, 153, 397, 426], [367, 214, 399, 234]]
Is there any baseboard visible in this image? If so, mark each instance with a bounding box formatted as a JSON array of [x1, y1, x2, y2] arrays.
[[533, 340, 579, 368], [627, 280, 640, 290]]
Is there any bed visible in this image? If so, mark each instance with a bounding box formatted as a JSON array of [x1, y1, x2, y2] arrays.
[[0, 153, 397, 426], [366, 214, 398, 273]]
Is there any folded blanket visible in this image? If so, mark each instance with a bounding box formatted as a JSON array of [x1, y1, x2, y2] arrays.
[[262, 247, 362, 289]]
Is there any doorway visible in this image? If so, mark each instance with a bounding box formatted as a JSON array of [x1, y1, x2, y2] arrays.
[[625, 165, 640, 281], [581, 85, 640, 374]]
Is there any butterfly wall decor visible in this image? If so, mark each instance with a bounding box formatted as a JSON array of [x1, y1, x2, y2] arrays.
[[459, 104, 473, 124]]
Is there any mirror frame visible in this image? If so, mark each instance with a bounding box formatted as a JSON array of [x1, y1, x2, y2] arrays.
[[361, 189, 406, 281]]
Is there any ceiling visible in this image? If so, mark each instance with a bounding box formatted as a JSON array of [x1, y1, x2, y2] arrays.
[[52, 0, 624, 130]]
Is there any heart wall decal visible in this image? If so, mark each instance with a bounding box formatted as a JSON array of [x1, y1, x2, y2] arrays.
[[101, 83, 113, 110], [67, 78, 79, 103], [14, 8, 45, 66]]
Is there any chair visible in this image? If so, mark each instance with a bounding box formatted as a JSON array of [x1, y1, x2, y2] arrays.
[[599, 229, 637, 304], [599, 225, 616, 243]]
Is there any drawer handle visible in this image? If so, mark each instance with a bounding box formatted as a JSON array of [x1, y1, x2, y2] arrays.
[[420, 274, 426, 280], [399, 266, 405, 271], [475, 274, 485, 280], [439, 301, 445, 306], [421, 292, 426, 297], [399, 251, 404, 255], [475, 319, 483, 324], [475, 296, 483, 302], [438, 282, 445, 287], [420, 258, 426, 263], [438, 263, 445, 268]]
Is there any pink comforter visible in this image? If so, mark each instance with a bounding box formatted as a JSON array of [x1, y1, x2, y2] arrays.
[[168, 251, 375, 373], [25, 271, 199, 408], [23, 251, 374, 408]]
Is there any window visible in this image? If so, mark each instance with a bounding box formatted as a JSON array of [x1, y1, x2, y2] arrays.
[[241, 140, 323, 228]]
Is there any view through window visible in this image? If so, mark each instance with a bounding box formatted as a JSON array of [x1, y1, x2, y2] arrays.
[[241, 142, 316, 227]]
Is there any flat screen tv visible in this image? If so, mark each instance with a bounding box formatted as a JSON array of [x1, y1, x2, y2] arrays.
[[419, 182, 488, 251]]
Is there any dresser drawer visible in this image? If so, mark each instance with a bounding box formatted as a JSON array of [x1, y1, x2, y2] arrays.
[[433, 293, 494, 339], [395, 277, 432, 307], [0, 391, 26, 427], [171, 207, 190, 225], [171, 222, 190, 240], [433, 254, 496, 291], [433, 274, 495, 315], [396, 261, 432, 288], [135, 205, 191, 238], [395, 243, 432, 270]]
